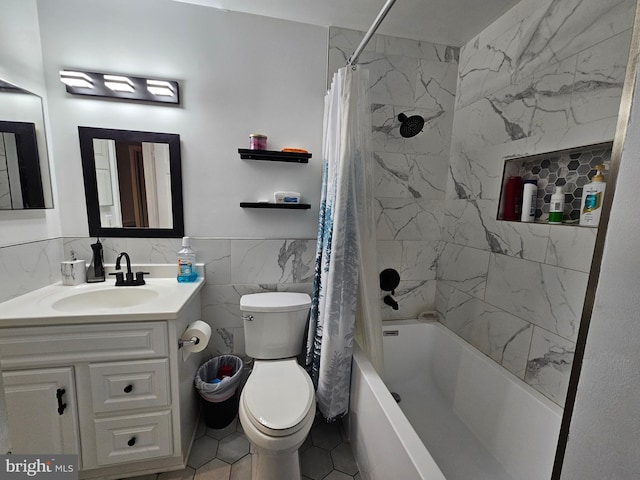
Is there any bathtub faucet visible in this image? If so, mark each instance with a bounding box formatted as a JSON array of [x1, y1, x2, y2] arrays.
[[384, 295, 399, 310]]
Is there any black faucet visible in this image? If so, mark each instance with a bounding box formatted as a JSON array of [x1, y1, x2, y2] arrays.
[[110, 252, 148, 286], [384, 295, 399, 310], [380, 268, 401, 310]]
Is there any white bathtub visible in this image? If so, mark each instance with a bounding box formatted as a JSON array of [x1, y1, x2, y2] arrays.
[[349, 319, 562, 480]]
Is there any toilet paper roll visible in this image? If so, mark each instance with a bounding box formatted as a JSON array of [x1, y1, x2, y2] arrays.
[[181, 320, 211, 353]]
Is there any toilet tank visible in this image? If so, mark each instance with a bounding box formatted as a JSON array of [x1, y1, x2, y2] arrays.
[[240, 292, 311, 359]]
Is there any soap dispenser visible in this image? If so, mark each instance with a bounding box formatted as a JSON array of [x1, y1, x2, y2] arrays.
[[87, 238, 106, 283], [579, 165, 606, 227]]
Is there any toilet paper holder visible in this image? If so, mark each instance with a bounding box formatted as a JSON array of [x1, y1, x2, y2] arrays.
[[178, 336, 200, 349]]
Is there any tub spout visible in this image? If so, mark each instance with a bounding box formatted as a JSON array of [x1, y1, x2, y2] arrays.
[[384, 295, 399, 310]]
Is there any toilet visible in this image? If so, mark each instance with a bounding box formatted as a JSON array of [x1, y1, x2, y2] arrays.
[[238, 292, 316, 480]]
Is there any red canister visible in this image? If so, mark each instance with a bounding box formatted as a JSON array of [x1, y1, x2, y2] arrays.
[[249, 133, 267, 150], [503, 176, 522, 221]]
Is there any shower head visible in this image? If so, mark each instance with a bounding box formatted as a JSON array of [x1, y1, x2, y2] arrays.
[[397, 112, 424, 138]]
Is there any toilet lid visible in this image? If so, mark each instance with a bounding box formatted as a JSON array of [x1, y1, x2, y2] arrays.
[[240, 292, 311, 312], [243, 360, 315, 436]]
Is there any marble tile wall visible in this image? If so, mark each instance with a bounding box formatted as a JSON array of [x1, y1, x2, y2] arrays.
[[440, 0, 635, 406], [0, 238, 64, 303], [62, 237, 315, 358], [329, 27, 459, 321]]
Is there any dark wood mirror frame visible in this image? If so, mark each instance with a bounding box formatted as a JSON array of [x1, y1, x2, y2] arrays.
[[0, 120, 45, 209], [78, 126, 184, 238]]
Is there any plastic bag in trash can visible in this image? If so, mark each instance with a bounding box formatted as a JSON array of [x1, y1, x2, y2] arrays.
[[195, 355, 243, 403]]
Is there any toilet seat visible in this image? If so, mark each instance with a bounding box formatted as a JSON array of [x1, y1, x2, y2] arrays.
[[242, 359, 315, 437]]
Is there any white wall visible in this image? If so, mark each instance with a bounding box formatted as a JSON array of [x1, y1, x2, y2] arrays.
[[37, 0, 327, 239], [0, 0, 45, 96], [560, 44, 640, 479]]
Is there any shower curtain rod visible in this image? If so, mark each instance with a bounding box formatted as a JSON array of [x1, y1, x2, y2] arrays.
[[346, 0, 397, 67]]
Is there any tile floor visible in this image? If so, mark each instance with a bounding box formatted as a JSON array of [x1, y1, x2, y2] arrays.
[[127, 413, 360, 480]]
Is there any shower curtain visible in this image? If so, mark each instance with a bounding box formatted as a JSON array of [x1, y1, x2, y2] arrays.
[[306, 65, 384, 421]]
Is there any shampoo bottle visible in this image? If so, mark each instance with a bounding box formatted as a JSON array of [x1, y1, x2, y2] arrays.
[[579, 165, 606, 227], [549, 186, 564, 224], [520, 180, 537, 222], [177, 236, 197, 282]]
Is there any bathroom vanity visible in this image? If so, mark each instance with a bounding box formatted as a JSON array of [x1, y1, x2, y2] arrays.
[[0, 266, 206, 479]]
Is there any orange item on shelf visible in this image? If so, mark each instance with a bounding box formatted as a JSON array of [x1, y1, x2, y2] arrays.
[[281, 148, 308, 153]]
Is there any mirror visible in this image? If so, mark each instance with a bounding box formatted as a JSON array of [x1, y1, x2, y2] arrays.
[[78, 126, 184, 238], [0, 80, 53, 209]]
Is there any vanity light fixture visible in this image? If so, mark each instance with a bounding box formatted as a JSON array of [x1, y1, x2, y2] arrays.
[[103, 74, 135, 92], [59, 70, 94, 88], [147, 79, 175, 97], [59, 69, 179, 105]]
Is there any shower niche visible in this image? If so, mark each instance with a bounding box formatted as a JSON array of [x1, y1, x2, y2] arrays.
[[497, 142, 612, 224]]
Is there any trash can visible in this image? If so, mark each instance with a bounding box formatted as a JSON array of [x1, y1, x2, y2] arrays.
[[195, 355, 244, 429]]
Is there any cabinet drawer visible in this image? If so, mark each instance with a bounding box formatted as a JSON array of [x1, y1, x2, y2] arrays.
[[0, 322, 168, 369], [89, 359, 170, 413], [94, 410, 173, 466]]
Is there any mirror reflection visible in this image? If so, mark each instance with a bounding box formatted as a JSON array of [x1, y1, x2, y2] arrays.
[[79, 127, 183, 238], [92, 138, 173, 229], [0, 80, 53, 210]]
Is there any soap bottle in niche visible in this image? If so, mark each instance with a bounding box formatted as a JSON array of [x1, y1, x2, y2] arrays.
[[520, 179, 537, 222], [579, 165, 606, 227], [177, 236, 197, 283], [503, 176, 522, 221], [87, 238, 105, 283], [549, 186, 564, 224]]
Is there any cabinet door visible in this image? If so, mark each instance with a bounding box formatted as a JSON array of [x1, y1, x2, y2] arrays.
[[3, 367, 80, 455]]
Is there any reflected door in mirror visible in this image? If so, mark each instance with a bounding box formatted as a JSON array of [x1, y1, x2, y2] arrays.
[[0, 121, 47, 209], [93, 138, 173, 229], [0, 132, 23, 209]]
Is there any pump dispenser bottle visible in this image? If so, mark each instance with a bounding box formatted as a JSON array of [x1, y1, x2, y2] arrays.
[[87, 238, 105, 283], [177, 236, 197, 282], [579, 165, 606, 227]]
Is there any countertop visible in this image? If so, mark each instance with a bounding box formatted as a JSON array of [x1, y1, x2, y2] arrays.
[[0, 264, 204, 327]]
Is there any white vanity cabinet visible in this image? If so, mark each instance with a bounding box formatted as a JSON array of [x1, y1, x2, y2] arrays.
[[0, 279, 206, 480]]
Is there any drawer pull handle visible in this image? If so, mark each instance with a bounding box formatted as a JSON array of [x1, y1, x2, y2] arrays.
[[123, 384, 133, 393], [56, 388, 67, 415], [127, 437, 136, 447]]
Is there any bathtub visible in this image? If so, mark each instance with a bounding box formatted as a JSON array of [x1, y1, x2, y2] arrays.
[[348, 319, 562, 480]]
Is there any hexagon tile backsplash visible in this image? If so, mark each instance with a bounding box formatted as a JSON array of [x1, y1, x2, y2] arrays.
[[521, 143, 612, 222]]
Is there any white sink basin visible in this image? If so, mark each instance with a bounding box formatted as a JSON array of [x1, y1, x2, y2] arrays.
[[51, 288, 160, 312]]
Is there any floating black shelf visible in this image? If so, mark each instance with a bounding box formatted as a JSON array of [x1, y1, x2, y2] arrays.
[[240, 202, 311, 210], [238, 148, 311, 163]]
